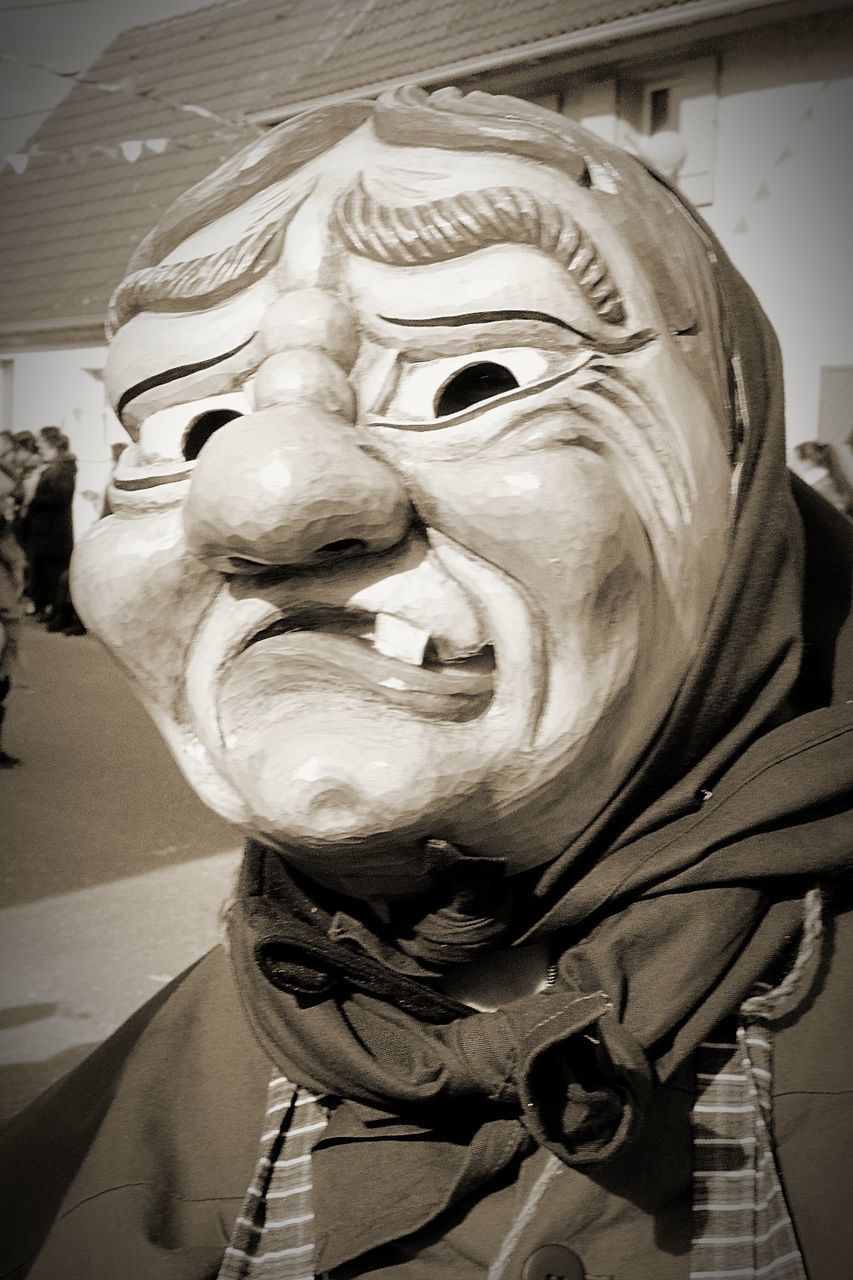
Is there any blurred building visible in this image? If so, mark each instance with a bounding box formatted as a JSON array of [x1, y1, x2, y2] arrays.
[[0, 0, 851, 530]]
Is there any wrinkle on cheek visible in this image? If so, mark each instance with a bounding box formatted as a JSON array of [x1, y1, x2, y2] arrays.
[[388, 444, 661, 726], [391, 446, 632, 614], [533, 358, 729, 641]]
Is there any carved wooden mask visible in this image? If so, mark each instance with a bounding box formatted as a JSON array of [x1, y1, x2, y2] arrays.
[[72, 88, 735, 898]]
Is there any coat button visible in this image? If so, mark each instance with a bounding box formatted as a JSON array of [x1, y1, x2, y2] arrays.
[[521, 1243, 586, 1280]]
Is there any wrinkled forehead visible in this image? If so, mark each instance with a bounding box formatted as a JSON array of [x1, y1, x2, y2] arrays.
[[107, 102, 733, 445], [111, 99, 721, 350], [158, 125, 633, 277]]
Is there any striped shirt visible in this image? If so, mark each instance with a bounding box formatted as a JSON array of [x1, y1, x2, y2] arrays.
[[216, 1075, 330, 1280], [689, 1010, 807, 1280], [220, 890, 822, 1280], [220, 1013, 808, 1280]]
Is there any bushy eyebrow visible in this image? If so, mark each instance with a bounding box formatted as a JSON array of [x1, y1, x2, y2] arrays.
[[107, 221, 285, 337], [108, 186, 314, 337], [334, 178, 626, 327]]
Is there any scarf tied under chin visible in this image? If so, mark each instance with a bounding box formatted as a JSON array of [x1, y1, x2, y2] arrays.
[[228, 841, 663, 1265], [233, 841, 651, 1157]]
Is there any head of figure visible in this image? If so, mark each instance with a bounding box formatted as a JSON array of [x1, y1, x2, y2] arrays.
[[38, 426, 67, 462], [13, 431, 38, 460], [73, 87, 741, 902], [0, 430, 13, 457]]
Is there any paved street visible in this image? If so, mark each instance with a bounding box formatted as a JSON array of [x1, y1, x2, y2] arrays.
[[0, 619, 242, 1118]]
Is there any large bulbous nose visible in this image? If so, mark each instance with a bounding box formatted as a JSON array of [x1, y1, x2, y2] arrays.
[[183, 290, 411, 572]]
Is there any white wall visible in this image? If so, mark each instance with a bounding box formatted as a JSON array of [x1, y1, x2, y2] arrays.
[[705, 11, 853, 456], [0, 344, 125, 538], [560, 10, 853, 461]]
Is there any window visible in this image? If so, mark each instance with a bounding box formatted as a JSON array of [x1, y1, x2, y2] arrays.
[[616, 56, 719, 205], [553, 57, 719, 206]]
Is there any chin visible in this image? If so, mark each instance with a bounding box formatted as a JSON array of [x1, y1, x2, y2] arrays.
[[223, 720, 457, 842]]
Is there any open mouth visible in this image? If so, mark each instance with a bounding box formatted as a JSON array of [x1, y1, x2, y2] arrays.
[[236, 605, 496, 721]]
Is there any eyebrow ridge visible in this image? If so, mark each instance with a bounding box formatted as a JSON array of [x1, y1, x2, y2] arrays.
[[378, 310, 656, 354], [108, 188, 311, 337], [380, 308, 580, 332], [116, 334, 254, 420], [108, 223, 284, 337]]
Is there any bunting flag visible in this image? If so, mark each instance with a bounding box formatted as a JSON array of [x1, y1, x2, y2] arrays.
[[118, 140, 143, 162]]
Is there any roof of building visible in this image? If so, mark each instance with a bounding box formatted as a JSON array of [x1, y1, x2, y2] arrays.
[[0, 0, 827, 343]]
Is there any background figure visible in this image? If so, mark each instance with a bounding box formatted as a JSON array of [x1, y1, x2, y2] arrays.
[[0, 430, 16, 493], [0, 492, 25, 766], [19, 427, 77, 624], [7, 430, 42, 514], [47, 567, 86, 635], [793, 440, 853, 518], [6, 431, 43, 610], [9, 431, 43, 583]]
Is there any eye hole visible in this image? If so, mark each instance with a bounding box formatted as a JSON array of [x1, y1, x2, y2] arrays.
[[182, 408, 244, 460], [433, 362, 520, 417]]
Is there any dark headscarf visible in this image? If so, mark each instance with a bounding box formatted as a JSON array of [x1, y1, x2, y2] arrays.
[[227, 108, 853, 1273]]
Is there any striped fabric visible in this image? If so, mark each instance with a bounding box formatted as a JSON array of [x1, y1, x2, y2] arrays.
[[223, 889, 821, 1280], [216, 1075, 330, 1280], [689, 1010, 807, 1280], [225, 1025, 806, 1280]]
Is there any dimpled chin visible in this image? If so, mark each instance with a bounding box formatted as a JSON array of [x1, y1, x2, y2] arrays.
[[220, 697, 475, 848]]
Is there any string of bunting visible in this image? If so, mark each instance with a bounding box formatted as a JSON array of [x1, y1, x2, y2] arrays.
[[0, 125, 254, 174], [0, 45, 262, 174], [0, 0, 376, 176]]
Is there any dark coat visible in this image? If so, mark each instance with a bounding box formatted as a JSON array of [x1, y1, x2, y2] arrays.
[[20, 456, 76, 562], [2, 884, 852, 1280]]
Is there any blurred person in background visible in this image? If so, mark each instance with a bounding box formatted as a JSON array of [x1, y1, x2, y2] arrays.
[[9, 430, 42, 501], [0, 431, 17, 514], [7, 430, 42, 520], [0, 489, 25, 767], [793, 440, 853, 519], [19, 426, 77, 625], [0, 429, 16, 485], [9, 431, 43, 581]]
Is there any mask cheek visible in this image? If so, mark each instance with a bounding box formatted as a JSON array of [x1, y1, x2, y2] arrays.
[[396, 446, 623, 603], [71, 510, 217, 714]]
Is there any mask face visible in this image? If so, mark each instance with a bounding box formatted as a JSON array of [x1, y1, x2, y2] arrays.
[[72, 121, 732, 899]]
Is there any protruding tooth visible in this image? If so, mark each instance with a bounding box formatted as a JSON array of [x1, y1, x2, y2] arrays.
[[373, 613, 430, 666], [428, 634, 485, 663]]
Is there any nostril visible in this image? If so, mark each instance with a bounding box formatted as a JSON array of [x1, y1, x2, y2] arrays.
[[182, 408, 244, 461], [313, 538, 368, 562]]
